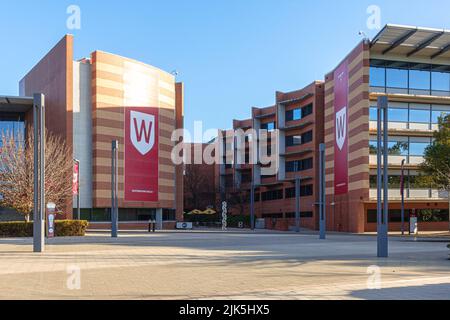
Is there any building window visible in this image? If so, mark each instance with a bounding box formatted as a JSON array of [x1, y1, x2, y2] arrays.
[[432, 71, 450, 93], [409, 108, 431, 124], [285, 211, 313, 218], [409, 141, 430, 156], [286, 158, 313, 172], [286, 135, 301, 147], [302, 104, 313, 118], [369, 137, 431, 158], [409, 69, 431, 91], [285, 185, 313, 198], [388, 108, 409, 123], [367, 209, 449, 223], [261, 189, 283, 202], [302, 130, 313, 144], [286, 104, 313, 122], [370, 67, 386, 88], [261, 122, 275, 132], [285, 131, 313, 147], [387, 141, 409, 156], [0, 114, 25, 147], [371, 60, 450, 96], [432, 108, 450, 124], [386, 68, 408, 89]]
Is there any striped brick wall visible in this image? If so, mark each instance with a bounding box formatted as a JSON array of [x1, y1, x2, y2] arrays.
[[324, 41, 370, 233], [91, 51, 177, 209]]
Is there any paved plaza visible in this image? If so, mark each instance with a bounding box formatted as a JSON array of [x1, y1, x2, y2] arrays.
[[0, 230, 449, 300]]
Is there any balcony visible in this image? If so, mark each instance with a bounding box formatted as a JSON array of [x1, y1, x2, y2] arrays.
[[369, 188, 448, 200], [369, 155, 424, 166], [369, 121, 438, 133]]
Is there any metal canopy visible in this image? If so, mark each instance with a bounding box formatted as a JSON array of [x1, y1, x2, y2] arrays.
[[371, 24, 450, 59], [0, 95, 34, 113]]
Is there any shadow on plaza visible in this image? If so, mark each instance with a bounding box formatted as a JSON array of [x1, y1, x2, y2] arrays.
[[350, 283, 450, 300], [1, 231, 448, 272]]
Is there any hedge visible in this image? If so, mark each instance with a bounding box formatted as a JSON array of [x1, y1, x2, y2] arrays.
[[0, 220, 89, 238]]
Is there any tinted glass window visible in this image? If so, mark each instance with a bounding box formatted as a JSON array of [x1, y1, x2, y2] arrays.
[[302, 104, 313, 118], [369, 141, 378, 154], [302, 131, 313, 144], [388, 141, 409, 156], [369, 107, 378, 121], [432, 110, 450, 124], [432, 72, 450, 92], [409, 69, 430, 90], [409, 109, 430, 123], [409, 142, 430, 156], [388, 108, 408, 122], [286, 136, 300, 147], [386, 68, 408, 88], [370, 67, 386, 87]]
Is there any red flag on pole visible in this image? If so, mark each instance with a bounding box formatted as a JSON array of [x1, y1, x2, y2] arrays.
[[73, 161, 79, 196]]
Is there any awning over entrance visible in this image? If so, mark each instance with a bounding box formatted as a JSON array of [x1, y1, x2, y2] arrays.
[[371, 24, 450, 60], [0, 95, 34, 113]]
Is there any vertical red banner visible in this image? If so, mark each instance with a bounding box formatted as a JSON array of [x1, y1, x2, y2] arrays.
[[72, 162, 79, 196], [124, 107, 159, 202], [334, 61, 349, 195]]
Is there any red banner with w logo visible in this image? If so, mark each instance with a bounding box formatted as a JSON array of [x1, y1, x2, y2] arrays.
[[334, 61, 349, 195], [124, 107, 159, 202]]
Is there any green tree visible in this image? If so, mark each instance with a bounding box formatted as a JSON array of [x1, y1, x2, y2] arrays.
[[420, 114, 450, 230]]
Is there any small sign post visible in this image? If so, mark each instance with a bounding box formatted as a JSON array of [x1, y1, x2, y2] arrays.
[[46, 202, 56, 238]]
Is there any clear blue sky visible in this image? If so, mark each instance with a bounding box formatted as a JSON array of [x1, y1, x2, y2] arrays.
[[1, 0, 450, 141]]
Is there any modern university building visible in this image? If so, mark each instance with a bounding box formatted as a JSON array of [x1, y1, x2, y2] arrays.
[[218, 24, 450, 233], [1, 35, 184, 229]]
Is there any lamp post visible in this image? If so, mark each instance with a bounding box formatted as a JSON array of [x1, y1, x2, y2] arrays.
[[377, 96, 389, 258], [319, 143, 326, 240], [400, 159, 406, 236], [111, 140, 119, 238], [33, 93, 45, 253], [295, 176, 301, 233]]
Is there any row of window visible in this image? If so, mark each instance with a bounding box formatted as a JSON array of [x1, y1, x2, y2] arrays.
[[369, 137, 432, 157], [367, 209, 449, 223], [285, 185, 314, 198], [285, 130, 313, 147], [286, 158, 313, 173], [0, 120, 25, 147], [285, 103, 313, 122], [260, 122, 275, 131], [76, 208, 177, 222], [369, 104, 450, 124], [262, 212, 314, 219], [370, 64, 450, 94], [260, 184, 314, 202]]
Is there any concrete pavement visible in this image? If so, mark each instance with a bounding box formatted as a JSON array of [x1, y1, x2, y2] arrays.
[[0, 230, 449, 300]]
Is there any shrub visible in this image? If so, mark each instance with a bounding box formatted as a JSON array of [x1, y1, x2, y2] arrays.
[[0, 220, 89, 238], [0, 222, 33, 237], [55, 220, 89, 237]]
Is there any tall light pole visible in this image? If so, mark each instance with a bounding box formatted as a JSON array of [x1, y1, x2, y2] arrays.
[[250, 181, 255, 230], [400, 159, 406, 236], [295, 176, 301, 233], [377, 96, 389, 258], [111, 140, 119, 238], [33, 93, 45, 253], [319, 143, 326, 240]]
